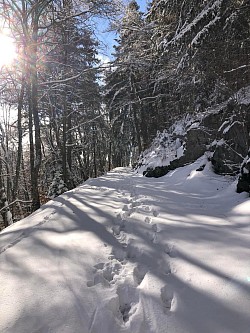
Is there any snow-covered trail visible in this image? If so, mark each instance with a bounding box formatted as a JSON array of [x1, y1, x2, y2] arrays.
[[0, 158, 250, 333]]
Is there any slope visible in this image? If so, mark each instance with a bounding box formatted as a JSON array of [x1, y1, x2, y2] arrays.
[[0, 157, 250, 333]]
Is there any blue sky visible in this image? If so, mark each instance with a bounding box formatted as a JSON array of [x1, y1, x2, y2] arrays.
[[137, 0, 148, 12]]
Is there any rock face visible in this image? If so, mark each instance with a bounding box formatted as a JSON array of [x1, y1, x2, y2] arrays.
[[143, 92, 250, 183], [144, 128, 210, 178], [237, 152, 250, 195], [211, 105, 249, 175]]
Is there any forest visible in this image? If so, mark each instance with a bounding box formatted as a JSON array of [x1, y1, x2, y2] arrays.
[[0, 0, 249, 227]]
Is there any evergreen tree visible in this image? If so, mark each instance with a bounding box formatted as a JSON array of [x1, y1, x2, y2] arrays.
[[105, 0, 154, 167], [47, 171, 68, 199], [147, 0, 250, 115]]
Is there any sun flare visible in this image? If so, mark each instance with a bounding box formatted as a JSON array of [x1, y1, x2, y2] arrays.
[[0, 33, 16, 67]]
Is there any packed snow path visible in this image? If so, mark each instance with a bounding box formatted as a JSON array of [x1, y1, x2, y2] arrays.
[[0, 158, 250, 333]]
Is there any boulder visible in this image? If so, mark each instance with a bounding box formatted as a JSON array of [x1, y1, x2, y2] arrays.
[[144, 128, 210, 177], [212, 121, 248, 175], [185, 128, 210, 159], [201, 109, 225, 132]]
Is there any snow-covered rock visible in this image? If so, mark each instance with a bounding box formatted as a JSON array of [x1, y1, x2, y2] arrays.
[[137, 86, 250, 178]]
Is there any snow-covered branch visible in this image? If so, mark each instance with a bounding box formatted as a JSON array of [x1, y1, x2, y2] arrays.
[[0, 199, 32, 213], [224, 65, 250, 74]]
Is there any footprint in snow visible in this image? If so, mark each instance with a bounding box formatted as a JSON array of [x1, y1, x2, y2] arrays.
[[122, 204, 135, 217], [144, 205, 151, 212], [146, 224, 160, 244], [126, 240, 141, 260], [144, 216, 152, 224], [111, 226, 127, 245], [152, 210, 159, 217], [133, 264, 148, 286], [87, 260, 123, 287], [117, 284, 139, 323], [147, 230, 158, 244], [112, 225, 121, 236], [162, 262, 172, 275], [115, 215, 126, 229], [102, 261, 122, 283], [164, 244, 176, 258], [157, 257, 172, 276], [152, 223, 159, 233], [120, 304, 131, 322], [161, 285, 174, 313]]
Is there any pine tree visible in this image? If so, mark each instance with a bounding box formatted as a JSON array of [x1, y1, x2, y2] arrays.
[[146, 0, 250, 118], [47, 171, 68, 199], [105, 0, 154, 166]]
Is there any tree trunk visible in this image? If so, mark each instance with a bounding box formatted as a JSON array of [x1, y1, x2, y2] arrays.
[[13, 78, 25, 199], [28, 16, 41, 212], [62, 103, 68, 184]]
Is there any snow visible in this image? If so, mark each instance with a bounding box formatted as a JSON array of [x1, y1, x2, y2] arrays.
[[176, 145, 184, 159], [223, 124, 232, 134], [218, 120, 230, 133], [218, 119, 243, 135], [235, 85, 250, 105], [0, 157, 250, 333], [212, 138, 225, 146], [243, 167, 249, 174], [222, 121, 242, 135], [191, 15, 221, 47]]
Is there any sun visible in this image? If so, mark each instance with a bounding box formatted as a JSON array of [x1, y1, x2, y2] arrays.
[[0, 33, 16, 67]]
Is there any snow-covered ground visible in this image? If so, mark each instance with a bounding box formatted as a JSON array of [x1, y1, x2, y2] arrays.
[[0, 156, 250, 333]]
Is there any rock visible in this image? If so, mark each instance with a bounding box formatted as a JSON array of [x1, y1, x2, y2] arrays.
[[196, 164, 206, 171], [144, 128, 210, 178], [237, 152, 250, 194], [201, 109, 225, 132], [212, 143, 240, 175], [185, 128, 210, 158], [143, 158, 182, 178], [212, 119, 249, 175]]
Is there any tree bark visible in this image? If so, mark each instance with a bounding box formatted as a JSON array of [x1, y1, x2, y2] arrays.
[[28, 13, 41, 212], [13, 78, 25, 199]]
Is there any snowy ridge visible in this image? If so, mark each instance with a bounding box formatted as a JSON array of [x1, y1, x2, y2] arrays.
[[0, 159, 250, 332]]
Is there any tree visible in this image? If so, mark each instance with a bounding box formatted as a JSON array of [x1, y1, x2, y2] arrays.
[[147, 0, 250, 115], [0, 0, 122, 216], [105, 0, 152, 167]]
